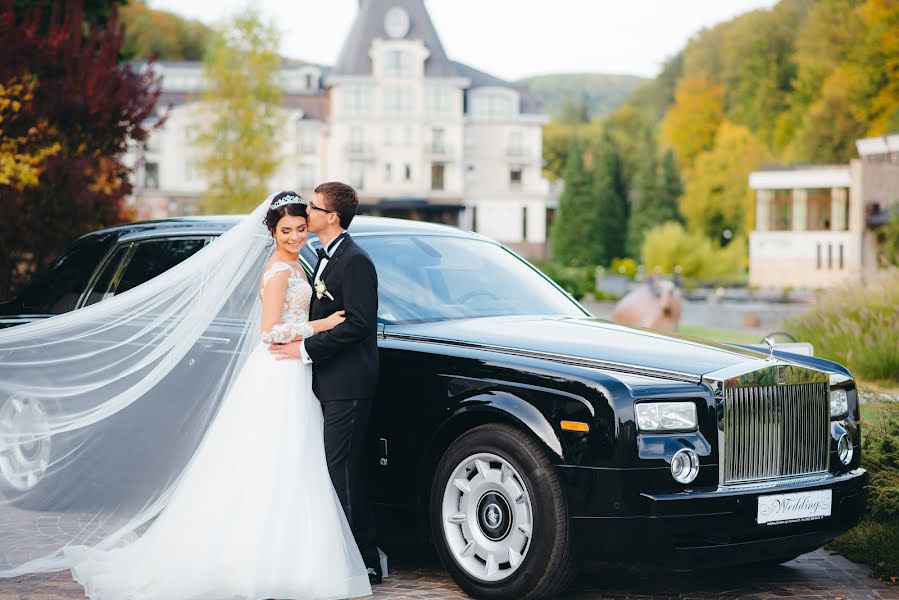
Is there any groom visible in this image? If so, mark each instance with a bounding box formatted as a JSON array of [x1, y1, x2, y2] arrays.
[[268, 181, 382, 584]]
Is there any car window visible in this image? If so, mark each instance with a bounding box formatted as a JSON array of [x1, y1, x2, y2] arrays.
[[82, 244, 134, 307], [15, 232, 118, 314], [355, 236, 586, 324], [114, 238, 209, 296]]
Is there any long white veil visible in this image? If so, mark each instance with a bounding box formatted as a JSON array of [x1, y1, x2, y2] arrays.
[[0, 197, 278, 576]]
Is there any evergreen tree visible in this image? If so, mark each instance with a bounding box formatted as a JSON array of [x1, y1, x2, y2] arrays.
[[593, 129, 627, 264], [550, 138, 600, 266], [625, 133, 662, 257], [659, 149, 684, 224]]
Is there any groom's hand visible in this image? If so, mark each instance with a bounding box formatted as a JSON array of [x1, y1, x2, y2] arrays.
[[267, 341, 302, 360]]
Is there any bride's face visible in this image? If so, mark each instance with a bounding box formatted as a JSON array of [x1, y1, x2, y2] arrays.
[[273, 215, 308, 255]]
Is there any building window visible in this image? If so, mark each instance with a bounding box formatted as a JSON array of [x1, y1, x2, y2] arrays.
[[827, 243, 833, 269], [144, 162, 159, 189], [522, 205, 528, 240], [425, 86, 452, 116], [769, 190, 792, 231], [384, 86, 414, 116], [806, 188, 833, 231], [298, 128, 316, 154], [510, 167, 523, 188], [298, 163, 316, 191], [471, 206, 478, 232], [816, 243, 822, 269], [384, 50, 413, 77], [341, 85, 372, 116], [384, 162, 392, 182], [184, 159, 198, 181], [431, 128, 445, 153], [347, 126, 365, 153], [349, 161, 365, 189], [431, 164, 445, 191], [508, 130, 523, 156], [404, 163, 412, 181], [465, 164, 476, 182], [839, 243, 844, 269], [473, 93, 515, 118], [304, 73, 315, 89]]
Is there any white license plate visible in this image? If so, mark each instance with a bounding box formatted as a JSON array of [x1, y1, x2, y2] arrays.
[[757, 489, 833, 525]]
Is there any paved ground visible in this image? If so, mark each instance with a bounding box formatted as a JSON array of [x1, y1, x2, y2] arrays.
[[1, 547, 894, 599]]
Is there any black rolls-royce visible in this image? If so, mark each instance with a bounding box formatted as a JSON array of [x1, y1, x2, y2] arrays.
[[0, 216, 866, 599]]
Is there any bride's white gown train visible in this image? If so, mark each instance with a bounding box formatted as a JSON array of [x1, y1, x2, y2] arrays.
[[64, 262, 372, 600]]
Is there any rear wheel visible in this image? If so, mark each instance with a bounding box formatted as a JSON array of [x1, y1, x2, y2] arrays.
[[430, 423, 576, 599]]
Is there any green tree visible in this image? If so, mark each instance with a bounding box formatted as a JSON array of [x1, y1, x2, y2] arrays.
[[196, 9, 283, 214], [659, 149, 684, 222], [550, 138, 600, 266], [680, 121, 771, 243], [593, 128, 627, 264], [121, 1, 211, 61], [541, 117, 602, 181]]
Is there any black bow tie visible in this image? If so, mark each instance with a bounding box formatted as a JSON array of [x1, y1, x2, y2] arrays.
[[315, 247, 329, 261]]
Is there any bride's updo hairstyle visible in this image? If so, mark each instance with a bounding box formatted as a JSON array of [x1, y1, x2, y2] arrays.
[[264, 191, 308, 235]]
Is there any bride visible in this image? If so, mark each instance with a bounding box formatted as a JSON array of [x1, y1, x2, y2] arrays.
[[0, 192, 372, 599]]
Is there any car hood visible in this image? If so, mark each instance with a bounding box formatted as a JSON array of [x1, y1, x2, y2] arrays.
[[383, 315, 770, 380]]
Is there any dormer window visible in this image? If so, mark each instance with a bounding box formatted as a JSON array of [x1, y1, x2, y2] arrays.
[[470, 88, 519, 119], [384, 50, 413, 77]]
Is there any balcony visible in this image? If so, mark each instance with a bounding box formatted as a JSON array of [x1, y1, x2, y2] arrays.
[[426, 143, 455, 159], [344, 143, 375, 160]]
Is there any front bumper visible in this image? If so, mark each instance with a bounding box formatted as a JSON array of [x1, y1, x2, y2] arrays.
[[559, 466, 867, 567]]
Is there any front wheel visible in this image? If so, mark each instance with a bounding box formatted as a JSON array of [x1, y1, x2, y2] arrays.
[[430, 423, 577, 599]]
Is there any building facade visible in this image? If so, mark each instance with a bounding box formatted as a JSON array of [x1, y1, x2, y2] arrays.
[[748, 134, 899, 288], [127, 0, 550, 258]]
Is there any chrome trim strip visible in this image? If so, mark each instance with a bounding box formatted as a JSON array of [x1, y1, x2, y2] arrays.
[[382, 332, 702, 383]]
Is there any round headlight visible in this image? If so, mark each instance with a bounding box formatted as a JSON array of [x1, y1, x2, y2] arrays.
[[838, 433, 854, 465], [670, 448, 699, 484]]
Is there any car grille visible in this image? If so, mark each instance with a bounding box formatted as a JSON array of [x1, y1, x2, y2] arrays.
[[722, 382, 830, 484]]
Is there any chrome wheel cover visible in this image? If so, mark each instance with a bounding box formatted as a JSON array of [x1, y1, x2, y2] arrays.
[[0, 394, 51, 492], [441, 452, 533, 582]]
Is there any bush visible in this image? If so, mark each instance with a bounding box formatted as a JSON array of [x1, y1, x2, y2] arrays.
[[640, 221, 746, 282], [609, 257, 638, 279], [783, 269, 899, 385], [530, 261, 595, 300], [830, 398, 899, 582]]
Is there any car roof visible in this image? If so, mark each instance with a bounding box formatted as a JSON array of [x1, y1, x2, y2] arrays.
[[80, 215, 488, 242]]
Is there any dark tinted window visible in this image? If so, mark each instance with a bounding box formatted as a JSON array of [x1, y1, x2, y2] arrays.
[[16, 233, 118, 314], [82, 245, 133, 307], [115, 238, 208, 295], [356, 236, 585, 324]]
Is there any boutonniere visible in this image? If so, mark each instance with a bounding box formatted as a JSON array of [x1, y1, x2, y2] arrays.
[[314, 277, 334, 301]]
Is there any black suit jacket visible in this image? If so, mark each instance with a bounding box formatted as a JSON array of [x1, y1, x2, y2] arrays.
[[305, 235, 379, 400]]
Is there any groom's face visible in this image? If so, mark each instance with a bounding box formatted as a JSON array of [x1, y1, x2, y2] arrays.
[[308, 192, 336, 233]]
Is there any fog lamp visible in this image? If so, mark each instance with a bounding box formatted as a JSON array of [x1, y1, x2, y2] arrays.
[[670, 448, 699, 484], [830, 388, 848, 417], [837, 433, 854, 465]]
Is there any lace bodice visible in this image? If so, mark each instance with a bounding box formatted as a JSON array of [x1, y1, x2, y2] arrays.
[[259, 262, 314, 344]]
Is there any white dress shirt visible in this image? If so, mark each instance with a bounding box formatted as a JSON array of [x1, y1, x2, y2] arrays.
[[300, 234, 346, 364]]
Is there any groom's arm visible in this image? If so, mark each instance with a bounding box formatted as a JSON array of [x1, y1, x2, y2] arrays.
[[303, 252, 377, 363]]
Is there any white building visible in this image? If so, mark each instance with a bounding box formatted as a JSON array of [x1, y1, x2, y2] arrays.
[[748, 134, 899, 288], [128, 0, 551, 258]]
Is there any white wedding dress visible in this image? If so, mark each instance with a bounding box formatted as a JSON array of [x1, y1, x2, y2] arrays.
[[63, 261, 372, 600]]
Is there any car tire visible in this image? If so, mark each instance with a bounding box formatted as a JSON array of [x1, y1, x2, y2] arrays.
[[430, 423, 577, 599]]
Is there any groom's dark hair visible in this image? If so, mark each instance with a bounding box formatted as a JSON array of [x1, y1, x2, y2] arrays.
[[315, 181, 358, 229]]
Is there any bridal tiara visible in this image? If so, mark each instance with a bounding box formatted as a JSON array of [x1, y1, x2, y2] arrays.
[[270, 194, 305, 210]]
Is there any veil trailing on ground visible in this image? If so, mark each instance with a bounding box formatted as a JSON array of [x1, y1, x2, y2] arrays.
[[0, 196, 279, 576]]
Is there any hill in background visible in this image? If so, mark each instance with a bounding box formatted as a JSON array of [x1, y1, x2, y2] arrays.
[[516, 73, 647, 118]]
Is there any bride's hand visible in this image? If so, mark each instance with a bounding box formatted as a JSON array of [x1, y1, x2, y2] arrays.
[[324, 310, 346, 330]]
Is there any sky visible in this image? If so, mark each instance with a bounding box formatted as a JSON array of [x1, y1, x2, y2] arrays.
[[147, 0, 780, 81]]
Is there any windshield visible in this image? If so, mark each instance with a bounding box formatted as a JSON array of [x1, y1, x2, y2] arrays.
[[355, 235, 587, 324]]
